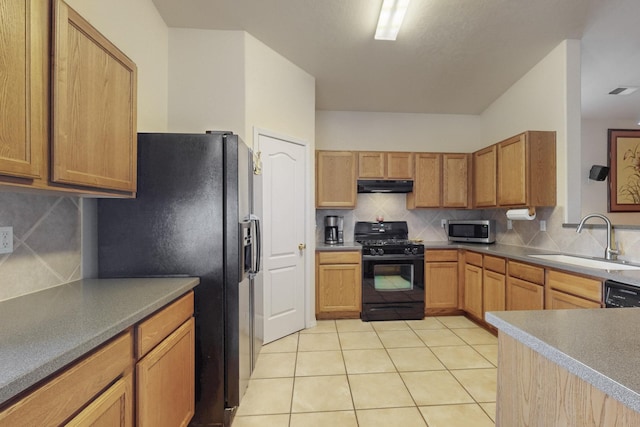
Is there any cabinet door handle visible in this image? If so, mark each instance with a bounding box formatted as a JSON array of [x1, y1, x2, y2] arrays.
[[298, 243, 306, 250]]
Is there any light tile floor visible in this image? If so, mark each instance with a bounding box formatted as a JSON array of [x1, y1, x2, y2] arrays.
[[233, 316, 497, 427]]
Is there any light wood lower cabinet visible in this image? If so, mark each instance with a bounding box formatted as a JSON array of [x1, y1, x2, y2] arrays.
[[66, 374, 133, 427], [506, 277, 544, 310], [316, 251, 362, 319], [483, 255, 506, 315], [0, 292, 195, 427], [136, 292, 195, 427], [506, 260, 544, 311], [425, 250, 459, 314], [464, 261, 483, 320], [137, 318, 195, 427], [546, 269, 602, 309], [0, 331, 134, 427]]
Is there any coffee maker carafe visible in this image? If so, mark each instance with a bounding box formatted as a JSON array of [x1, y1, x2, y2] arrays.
[[324, 215, 342, 244]]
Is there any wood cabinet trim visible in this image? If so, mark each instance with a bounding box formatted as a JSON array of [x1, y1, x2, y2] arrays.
[[547, 289, 602, 309], [465, 251, 483, 267], [546, 269, 602, 303], [136, 291, 194, 359], [508, 260, 545, 285], [317, 251, 361, 264], [425, 249, 458, 262], [484, 255, 506, 274]]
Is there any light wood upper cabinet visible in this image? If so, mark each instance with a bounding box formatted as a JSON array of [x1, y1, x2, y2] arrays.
[[316, 151, 357, 208], [407, 153, 441, 208], [442, 153, 469, 208], [387, 152, 414, 179], [497, 131, 556, 207], [358, 152, 413, 179], [52, 0, 137, 192], [408, 153, 469, 209], [0, 0, 48, 179], [358, 152, 385, 178], [473, 145, 497, 207]]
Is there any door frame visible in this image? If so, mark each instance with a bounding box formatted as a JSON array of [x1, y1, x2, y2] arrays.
[[253, 127, 316, 331]]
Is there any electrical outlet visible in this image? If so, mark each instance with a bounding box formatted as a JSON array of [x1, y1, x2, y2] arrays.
[[0, 226, 13, 254], [540, 220, 547, 232], [441, 219, 447, 228], [507, 219, 513, 230]]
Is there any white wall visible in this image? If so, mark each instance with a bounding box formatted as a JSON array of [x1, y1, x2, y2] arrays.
[[245, 35, 315, 148], [316, 111, 482, 152], [168, 29, 245, 136], [65, 0, 169, 131], [481, 40, 582, 219]]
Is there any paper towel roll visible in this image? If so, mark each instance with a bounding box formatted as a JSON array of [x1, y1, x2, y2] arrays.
[[506, 208, 536, 221]]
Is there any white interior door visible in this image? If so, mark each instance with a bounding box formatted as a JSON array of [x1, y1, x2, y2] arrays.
[[256, 132, 307, 343]]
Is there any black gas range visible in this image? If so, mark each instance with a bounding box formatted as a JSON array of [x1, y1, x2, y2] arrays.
[[355, 221, 425, 321]]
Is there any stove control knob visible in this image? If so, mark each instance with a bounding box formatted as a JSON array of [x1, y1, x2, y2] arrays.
[[404, 248, 411, 255], [412, 247, 419, 255], [369, 248, 377, 256], [377, 248, 384, 256]]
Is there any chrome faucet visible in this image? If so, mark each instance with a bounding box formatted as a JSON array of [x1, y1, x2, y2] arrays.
[[576, 213, 619, 260]]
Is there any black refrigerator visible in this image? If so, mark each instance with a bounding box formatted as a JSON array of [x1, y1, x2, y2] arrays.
[[97, 132, 262, 426]]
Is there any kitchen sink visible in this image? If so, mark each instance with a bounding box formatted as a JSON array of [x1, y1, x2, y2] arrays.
[[527, 254, 640, 271]]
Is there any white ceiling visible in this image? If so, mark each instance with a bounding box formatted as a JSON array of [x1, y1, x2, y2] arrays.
[[152, 0, 640, 121]]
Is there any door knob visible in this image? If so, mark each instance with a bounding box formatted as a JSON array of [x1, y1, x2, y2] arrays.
[[298, 243, 306, 250]]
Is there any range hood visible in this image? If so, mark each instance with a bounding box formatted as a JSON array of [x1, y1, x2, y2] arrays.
[[357, 179, 413, 193]]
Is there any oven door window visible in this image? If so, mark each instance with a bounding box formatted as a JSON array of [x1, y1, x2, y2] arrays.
[[373, 264, 413, 291]]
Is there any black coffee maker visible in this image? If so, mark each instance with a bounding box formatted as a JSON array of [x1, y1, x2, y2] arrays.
[[324, 215, 343, 244]]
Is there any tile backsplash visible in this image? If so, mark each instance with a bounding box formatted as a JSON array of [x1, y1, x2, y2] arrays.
[[0, 193, 81, 301], [317, 193, 640, 264]]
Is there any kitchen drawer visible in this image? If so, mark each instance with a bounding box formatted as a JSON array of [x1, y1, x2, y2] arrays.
[[547, 270, 602, 303], [317, 251, 361, 265], [508, 260, 544, 285], [0, 331, 133, 427], [425, 249, 458, 262], [484, 255, 506, 274], [137, 291, 194, 358], [465, 251, 483, 267]]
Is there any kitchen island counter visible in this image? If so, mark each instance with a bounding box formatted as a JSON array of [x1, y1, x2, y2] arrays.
[[0, 277, 199, 405], [486, 308, 640, 423]]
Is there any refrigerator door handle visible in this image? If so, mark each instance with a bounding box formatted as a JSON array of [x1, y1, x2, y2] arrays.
[[246, 214, 261, 275]]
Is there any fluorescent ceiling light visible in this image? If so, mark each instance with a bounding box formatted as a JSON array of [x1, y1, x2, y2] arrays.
[[609, 86, 639, 95], [375, 0, 411, 41]]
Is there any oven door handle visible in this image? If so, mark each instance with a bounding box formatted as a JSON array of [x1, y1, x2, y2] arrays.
[[362, 255, 424, 261]]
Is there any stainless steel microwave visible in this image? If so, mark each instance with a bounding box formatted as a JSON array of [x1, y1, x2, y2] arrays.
[[447, 220, 496, 243]]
